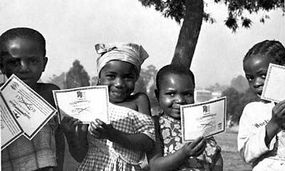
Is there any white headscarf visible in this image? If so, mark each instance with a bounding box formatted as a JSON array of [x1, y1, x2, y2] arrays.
[[95, 43, 149, 75]]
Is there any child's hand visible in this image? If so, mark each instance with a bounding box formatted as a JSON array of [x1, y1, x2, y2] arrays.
[[182, 136, 206, 157], [61, 116, 82, 135], [89, 119, 113, 139], [271, 100, 285, 129]]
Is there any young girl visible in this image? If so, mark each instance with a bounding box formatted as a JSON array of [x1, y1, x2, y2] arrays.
[[149, 64, 223, 171], [94, 42, 151, 116], [62, 43, 155, 171], [238, 40, 285, 170]]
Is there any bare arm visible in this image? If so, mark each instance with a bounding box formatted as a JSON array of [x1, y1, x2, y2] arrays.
[[149, 137, 206, 171], [61, 117, 88, 162], [265, 100, 285, 147], [40, 84, 65, 170], [54, 118, 65, 171], [90, 119, 154, 152], [148, 117, 206, 171], [211, 153, 223, 171], [136, 93, 151, 116]]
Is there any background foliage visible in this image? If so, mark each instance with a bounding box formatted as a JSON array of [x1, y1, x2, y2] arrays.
[[138, 0, 285, 32], [48, 59, 259, 124]]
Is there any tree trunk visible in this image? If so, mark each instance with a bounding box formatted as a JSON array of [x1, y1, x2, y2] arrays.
[[171, 0, 204, 68]]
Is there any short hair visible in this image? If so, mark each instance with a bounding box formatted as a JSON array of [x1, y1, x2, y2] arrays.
[[156, 64, 195, 90], [0, 27, 46, 57], [243, 40, 285, 65]]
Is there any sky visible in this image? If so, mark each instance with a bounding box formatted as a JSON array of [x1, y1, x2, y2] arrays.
[[0, 0, 284, 88]]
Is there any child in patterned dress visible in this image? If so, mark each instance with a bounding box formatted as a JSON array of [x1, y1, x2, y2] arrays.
[[238, 40, 285, 170], [62, 43, 155, 171], [149, 64, 223, 171]]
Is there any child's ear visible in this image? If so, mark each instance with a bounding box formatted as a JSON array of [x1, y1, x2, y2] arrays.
[[42, 57, 48, 72]]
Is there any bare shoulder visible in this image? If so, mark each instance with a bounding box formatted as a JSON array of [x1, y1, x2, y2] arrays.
[[38, 83, 60, 92], [36, 83, 60, 107], [132, 92, 150, 103], [131, 92, 151, 115]]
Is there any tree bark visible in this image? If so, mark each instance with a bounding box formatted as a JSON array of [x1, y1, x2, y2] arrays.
[[171, 0, 204, 68]]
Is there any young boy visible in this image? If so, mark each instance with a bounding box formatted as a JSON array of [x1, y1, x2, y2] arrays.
[[0, 27, 64, 171]]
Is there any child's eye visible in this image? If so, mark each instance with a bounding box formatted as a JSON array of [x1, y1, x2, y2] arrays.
[[124, 75, 136, 81], [166, 92, 175, 97], [125, 77, 135, 82], [261, 74, 266, 79], [7, 59, 20, 66], [246, 75, 254, 82], [29, 59, 40, 64], [105, 75, 116, 80], [184, 92, 193, 97]]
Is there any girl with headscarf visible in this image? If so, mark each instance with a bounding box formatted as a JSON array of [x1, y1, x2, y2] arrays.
[[62, 43, 155, 171]]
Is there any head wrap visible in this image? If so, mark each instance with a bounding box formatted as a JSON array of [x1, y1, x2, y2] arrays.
[[95, 43, 149, 75]]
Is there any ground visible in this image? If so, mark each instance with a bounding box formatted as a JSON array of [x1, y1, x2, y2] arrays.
[[63, 126, 252, 171], [214, 127, 252, 171]]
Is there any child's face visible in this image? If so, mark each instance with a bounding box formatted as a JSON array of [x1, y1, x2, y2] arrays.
[[243, 54, 276, 98], [156, 73, 194, 119], [0, 37, 47, 88], [98, 60, 138, 103]]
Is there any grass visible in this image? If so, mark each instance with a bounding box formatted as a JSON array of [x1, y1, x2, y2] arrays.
[[63, 127, 252, 171], [214, 127, 252, 171]]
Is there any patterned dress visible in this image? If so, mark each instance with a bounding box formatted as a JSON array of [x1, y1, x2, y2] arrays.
[[78, 103, 155, 171], [155, 114, 221, 171]]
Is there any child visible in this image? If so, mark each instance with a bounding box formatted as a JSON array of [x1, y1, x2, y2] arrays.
[[94, 43, 151, 116], [238, 40, 285, 170], [0, 27, 65, 171], [62, 43, 155, 170], [149, 64, 223, 171]]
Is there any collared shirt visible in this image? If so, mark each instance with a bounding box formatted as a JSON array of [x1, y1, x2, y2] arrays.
[[78, 103, 155, 171], [238, 101, 285, 171]]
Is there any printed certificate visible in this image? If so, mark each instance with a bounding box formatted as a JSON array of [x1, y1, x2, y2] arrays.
[[181, 97, 226, 142], [261, 63, 285, 103], [53, 86, 109, 124], [1, 94, 23, 150], [0, 74, 57, 140]]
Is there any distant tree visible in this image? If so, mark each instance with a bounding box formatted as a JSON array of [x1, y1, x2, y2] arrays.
[[222, 87, 241, 123], [138, 0, 284, 68], [47, 72, 66, 89], [90, 76, 99, 86], [205, 83, 227, 92], [222, 86, 259, 124], [230, 75, 249, 93], [65, 60, 90, 88], [135, 65, 158, 108]]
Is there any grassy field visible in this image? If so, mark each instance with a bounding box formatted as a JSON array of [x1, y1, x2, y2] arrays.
[[214, 128, 252, 171], [63, 127, 252, 171]]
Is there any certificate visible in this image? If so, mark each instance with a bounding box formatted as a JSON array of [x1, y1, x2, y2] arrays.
[[0, 74, 57, 140], [1, 94, 23, 150], [181, 97, 226, 142], [261, 63, 285, 103], [53, 86, 109, 124]]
